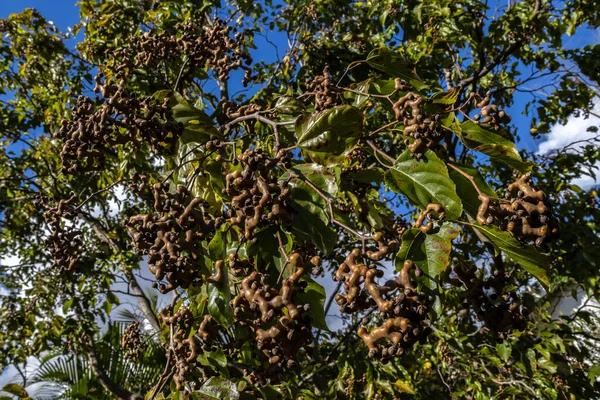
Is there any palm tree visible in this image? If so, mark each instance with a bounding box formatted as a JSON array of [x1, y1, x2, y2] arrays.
[[28, 323, 166, 399]]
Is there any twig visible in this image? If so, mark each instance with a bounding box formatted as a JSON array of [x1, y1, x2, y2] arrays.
[[365, 140, 396, 164], [220, 112, 296, 152], [446, 163, 482, 196], [173, 57, 189, 93], [437, 367, 452, 393], [291, 170, 370, 247], [74, 180, 125, 211], [276, 230, 291, 284], [314, 280, 343, 350]]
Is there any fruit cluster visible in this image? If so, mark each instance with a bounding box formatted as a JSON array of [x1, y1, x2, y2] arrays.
[[451, 262, 527, 340], [476, 173, 559, 246], [469, 93, 512, 129], [232, 253, 320, 371], [223, 148, 294, 239], [306, 67, 339, 111], [333, 236, 430, 362], [392, 79, 444, 157], [105, 18, 253, 86], [41, 195, 84, 273], [55, 74, 182, 173], [122, 321, 143, 361], [159, 306, 198, 390], [125, 183, 221, 293]]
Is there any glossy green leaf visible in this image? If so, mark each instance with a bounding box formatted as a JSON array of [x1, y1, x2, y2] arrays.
[[208, 230, 225, 260], [274, 96, 306, 114], [295, 105, 362, 166], [295, 278, 329, 331], [385, 149, 463, 220], [62, 298, 74, 314], [472, 223, 550, 289], [282, 163, 338, 224], [395, 223, 460, 290], [458, 121, 533, 172], [207, 282, 234, 330], [448, 163, 497, 218], [538, 358, 558, 374], [291, 204, 337, 255], [247, 226, 287, 273], [258, 385, 284, 400], [366, 47, 427, 90], [197, 348, 228, 370], [192, 377, 239, 400], [155, 90, 220, 142]]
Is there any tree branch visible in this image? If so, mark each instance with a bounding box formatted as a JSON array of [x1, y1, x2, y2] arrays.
[[81, 212, 162, 333], [86, 344, 143, 400]]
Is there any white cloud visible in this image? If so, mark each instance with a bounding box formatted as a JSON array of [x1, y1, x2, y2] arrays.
[[537, 100, 600, 188]]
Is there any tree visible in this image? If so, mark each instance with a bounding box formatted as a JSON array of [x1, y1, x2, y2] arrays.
[[1, 0, 599, 398]]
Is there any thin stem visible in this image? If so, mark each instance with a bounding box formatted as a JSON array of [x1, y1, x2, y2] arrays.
[[293, 171, 369, 243], [446, 163, 482, 196], [314, 280, 343, 352], [220, 113, 296, 152], [276, 230, 290, 284], [74, 179, 125, 211], [365, 140, 396, 164]]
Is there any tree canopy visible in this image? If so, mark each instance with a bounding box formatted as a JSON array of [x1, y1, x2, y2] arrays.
[[1, 0, 600, 399]]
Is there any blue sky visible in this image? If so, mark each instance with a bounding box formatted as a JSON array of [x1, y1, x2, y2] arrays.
[[1, 0, 599, 391], [0, 0, 80, 30], [3, 0, 596, 157]]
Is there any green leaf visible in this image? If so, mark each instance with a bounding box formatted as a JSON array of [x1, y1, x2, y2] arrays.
[[537, 358, 558, 374], [2, 384, 28, 398], [588, 365, 600, 384], [385, 150, 463, 220], [274, 96, 306, 114], [207, 282, 234, 330], [458, 121, 533, 172], [197, 348, 228, 370], [472, 224, 550, 289], [155, 90, 220, 142], [247, 226, 287, 273], [208, 230, 225, 260], [291, 204, 337, 255], [497, 342, 512, 362], [396, 223, 459, 290], [192, 377, 239, 400], [366, 47, 427, 90], [448, 163, 497, 218], [346, 79, 399, 108], [295, 106, 362, 166], [62, 298, 74, 314], [295, 278, 329, 331], [282, 163, 339, 225], [106, 291, 120, 306], [430, 88, 459, 105], [258, 385, 283, 400]]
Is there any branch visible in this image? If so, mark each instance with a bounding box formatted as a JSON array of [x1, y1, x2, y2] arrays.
[[446, 163, 482, 196], [87, 344, 143, 400], [457, 0, 541, 89], [366, 140, 396, 165], [81, 212, 162, 334], [314, 279, 343, 352], [220, 112, 296, 152]]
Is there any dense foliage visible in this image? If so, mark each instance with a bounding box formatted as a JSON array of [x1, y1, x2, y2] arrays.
[[1, 0, 599, 399]]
